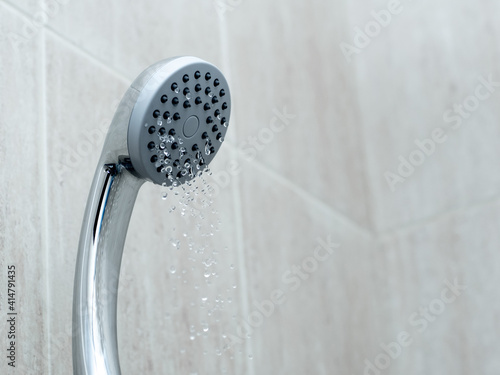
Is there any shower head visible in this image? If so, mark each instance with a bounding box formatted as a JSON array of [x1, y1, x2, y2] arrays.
[[73, 57, 231, 375], [127, 57, 231, 186]]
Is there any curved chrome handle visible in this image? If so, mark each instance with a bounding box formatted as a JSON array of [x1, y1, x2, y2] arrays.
[[72, 161, 144, 375]]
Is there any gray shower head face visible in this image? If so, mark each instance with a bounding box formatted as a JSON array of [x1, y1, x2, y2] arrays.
[[128, 57, 231, 186]]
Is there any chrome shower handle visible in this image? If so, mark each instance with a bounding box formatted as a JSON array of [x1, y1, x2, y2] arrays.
[[72, 162, 144, 375], [71, 56, 231, 374]]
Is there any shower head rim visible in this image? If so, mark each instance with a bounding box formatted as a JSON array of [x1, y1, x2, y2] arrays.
[[127, 56, 231, 187]]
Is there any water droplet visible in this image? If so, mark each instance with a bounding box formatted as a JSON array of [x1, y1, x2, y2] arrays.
[[159, 143, 166, 150], [249, 354, 253, 359], [174, 87, 180, 94], [144, 122, 149, 128], [157, 119, 163, 126], [186, 93, 192, 100], [170, 266, 176, 274], [189, 335, 195, 341], [178, 138, 184, 145], [218, 136, 224, 142], [162, 192, 168, 200]]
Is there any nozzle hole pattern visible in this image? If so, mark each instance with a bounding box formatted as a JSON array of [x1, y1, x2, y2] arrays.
[[131, 62, 231, 186]]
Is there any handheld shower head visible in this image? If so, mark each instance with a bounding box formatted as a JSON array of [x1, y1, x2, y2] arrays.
[[127, 57, 230, 186], [72, 57, 231, 375]]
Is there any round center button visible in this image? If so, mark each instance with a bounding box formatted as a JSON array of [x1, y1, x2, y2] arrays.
[[182, 115, 199, 138]]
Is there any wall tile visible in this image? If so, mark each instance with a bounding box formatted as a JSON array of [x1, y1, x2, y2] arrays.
[[0, 4, 48, 374], [347, 0, 500, 232], [0, 0, 47, 53], [4, 0, 40, 16], [370, 199, 500, 375], [236, 157, 377, 374], [43, 0, 224, 80], [225, 0, 371, 228]]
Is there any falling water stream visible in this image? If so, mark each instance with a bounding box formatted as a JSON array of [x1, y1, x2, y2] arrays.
[[153, 169, 249, 374]]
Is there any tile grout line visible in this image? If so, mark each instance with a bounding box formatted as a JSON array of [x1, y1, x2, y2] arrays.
[[225, 144, 373, 237], [341, 3, 378, 235], [39, 26, 52, 375], [218, 14, 255, 375], [2, 0, 53, 370], [0, 0, 132, 85], [0, 0, 26, 16], [228, 149, 255, 371], [376, 192, 500, 239], [44, 26, 132, 84]]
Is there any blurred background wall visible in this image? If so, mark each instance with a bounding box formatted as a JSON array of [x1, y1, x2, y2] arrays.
[[1, 0, 499, 374]]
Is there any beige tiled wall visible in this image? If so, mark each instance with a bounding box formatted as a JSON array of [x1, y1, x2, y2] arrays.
[[348, 0, 500, 233], [1, 0, 499, 374], [0, 3, 48, 373]]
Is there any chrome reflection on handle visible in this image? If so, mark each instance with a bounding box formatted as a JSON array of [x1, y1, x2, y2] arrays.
[[72, 162, 144, 375]]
